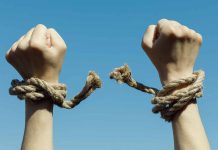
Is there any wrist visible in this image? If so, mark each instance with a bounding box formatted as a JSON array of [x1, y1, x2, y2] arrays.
[[24, 74, 58, 112], [172, 100, 198, 122], [35, 76, 59, 84], [24, 72, 59, 84], [158, 69, 193, 85], [25, 100, 53, 116]]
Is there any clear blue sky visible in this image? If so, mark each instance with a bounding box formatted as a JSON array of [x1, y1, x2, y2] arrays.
[[0, 0, 217, 149]]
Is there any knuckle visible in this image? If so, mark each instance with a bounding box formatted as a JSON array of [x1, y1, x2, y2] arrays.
[[182, 25, 189, 31], [168, 25, 176, 33], [170, 20, 181, 26], [186, 29, 197, 39], [48, 28, 56, 32], [189, 29, 196, 35], [158, 20, 174, 35], [35, 24, 47, 29], [148, 25, 155, 29], [164, 25, 187, 39], [174, 29, 186, 38], [181, 26, 189, 35], [196, 33, 203, 44], [158, 18, 168, 25], [163, 25, 177, 37]]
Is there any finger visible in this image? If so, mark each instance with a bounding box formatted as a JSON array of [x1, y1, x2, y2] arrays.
[[189, 29, 197, 37], [189, 29, 202, 44], [6, 36, 24, 61], [47, 28, 67, 51], [11, 36, 25, 52], [196, 32, 203, 44], [142, 25, 157, 50], [169, 20, 181, 28], [23, 28, 34, 42], [30, 24, 47, 48], [157, 19, 183, 38], [157, 18, 169, 32], [18, 28, 34, 50]]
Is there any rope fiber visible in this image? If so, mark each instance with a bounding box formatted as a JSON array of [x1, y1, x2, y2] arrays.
[[10, 71, 102, 109], [110, 64, 205, 121]]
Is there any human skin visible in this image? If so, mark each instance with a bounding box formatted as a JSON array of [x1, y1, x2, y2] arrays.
[[141, 19, 210, 150], [6, 24, 67, 150]]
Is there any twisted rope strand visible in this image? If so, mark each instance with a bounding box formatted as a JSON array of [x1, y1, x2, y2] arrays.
[[10, 71, 102, 109], [109, 64, 159, 95], [110, 64, 204, 121]]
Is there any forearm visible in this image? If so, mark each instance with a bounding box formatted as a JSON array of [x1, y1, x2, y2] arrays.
[[172, 103, 210, 150], [21, 100, 54, 150], [141, 19, 210, 150], [172, 102, 210, 150], [160, 70, 210, 150], [6, 24, 66, 150]]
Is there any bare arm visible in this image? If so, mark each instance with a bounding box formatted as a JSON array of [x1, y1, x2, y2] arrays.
[[21, 101, 53, 150], [6, 24, 67, 150], [172, 103, 210, 150], [142, 19, 210, 150]]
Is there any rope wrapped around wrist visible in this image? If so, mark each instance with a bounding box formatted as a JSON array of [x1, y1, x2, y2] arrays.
[[109, 64, 205, 122], [9, 71, 102, 109]]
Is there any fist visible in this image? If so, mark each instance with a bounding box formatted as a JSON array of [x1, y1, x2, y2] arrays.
[[142, 19, 202, 85], [6, 24, 67, 83]]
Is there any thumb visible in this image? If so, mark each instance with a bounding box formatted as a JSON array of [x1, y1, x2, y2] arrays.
[[141, 25, 157, 53]]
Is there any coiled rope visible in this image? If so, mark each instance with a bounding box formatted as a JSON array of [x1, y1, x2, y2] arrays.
[[110, 64, 204, 121], [9, 71, 102, 109]]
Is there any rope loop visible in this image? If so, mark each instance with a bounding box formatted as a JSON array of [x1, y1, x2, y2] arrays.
[[110, 64, 205, 121], [10, 71, 102, 109]]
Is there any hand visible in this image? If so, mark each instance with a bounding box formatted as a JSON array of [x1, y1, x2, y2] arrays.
[[141, 19, 202, 85], [6, 24, 67, 84]]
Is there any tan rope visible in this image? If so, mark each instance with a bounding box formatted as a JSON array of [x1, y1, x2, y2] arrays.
[[10, 71, 102, 109], [110, 64, 205, 121]]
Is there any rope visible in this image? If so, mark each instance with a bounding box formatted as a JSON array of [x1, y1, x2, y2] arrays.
[[9, 71, 102, 109], [110, 64, 205, 121]]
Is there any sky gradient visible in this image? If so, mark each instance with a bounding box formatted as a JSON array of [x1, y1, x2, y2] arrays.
[[0, 0, 218, 149]]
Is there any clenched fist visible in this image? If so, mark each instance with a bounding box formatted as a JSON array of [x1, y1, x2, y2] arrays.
[[142, 19, 202, 85], [6, 24, 67, 83]]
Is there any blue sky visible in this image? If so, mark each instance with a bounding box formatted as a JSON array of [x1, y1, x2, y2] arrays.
[[0, 0, 218, 149]]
